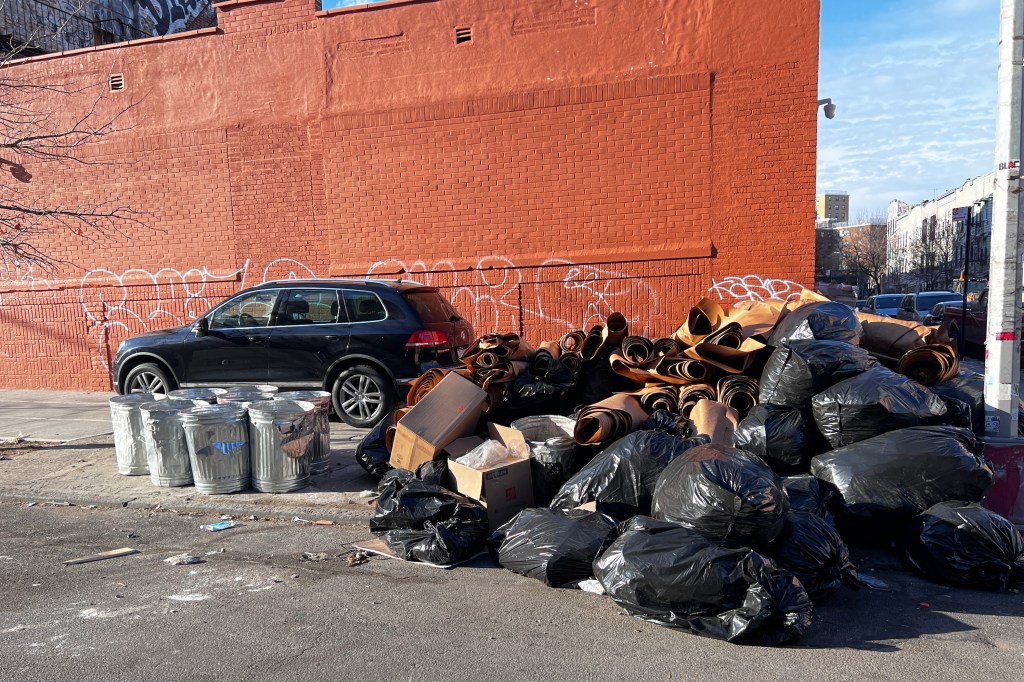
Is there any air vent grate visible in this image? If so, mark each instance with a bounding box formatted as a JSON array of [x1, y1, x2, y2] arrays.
[[455, 26, 472, 44], [109, 73, 125, 92]]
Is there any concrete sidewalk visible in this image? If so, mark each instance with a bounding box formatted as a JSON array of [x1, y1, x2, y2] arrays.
[[0, 390, 380, 523]]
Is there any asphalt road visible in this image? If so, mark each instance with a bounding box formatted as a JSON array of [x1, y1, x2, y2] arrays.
[[1, 503, 1022, 682]]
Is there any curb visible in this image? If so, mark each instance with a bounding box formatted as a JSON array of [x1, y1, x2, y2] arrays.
[[0, 490, 376, 526]]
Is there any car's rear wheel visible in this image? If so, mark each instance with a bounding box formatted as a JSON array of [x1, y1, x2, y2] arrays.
[[123, 362, 175, 396], [332, 365, 395, 428]]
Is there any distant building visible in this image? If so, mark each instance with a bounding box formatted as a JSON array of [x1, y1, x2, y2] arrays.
[[0, 0, 215, 57], [886, 173, 994, 295], [815, 221, 887, 296], [816, 191, 850, 225]]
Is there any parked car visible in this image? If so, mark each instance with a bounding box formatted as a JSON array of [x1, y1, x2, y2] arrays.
[[855, 299, 866, 310], [895, 291, 959, 324], [112, 279, 475, 427], [922, 300, 963, 326], [943, 288, 1024, 350], [863, 293, 905, 317]]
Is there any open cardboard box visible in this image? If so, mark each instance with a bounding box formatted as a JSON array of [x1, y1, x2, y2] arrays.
[[445, 423, 534, 531], [389, 372, 487, 472]]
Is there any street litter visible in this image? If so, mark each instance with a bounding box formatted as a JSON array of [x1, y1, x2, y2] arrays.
[[63, 548, 139, 565], [200, 520, 237, 532], [300, 552, 329, 562], [164, 553, 205, 566], [349, 289, 1024, 646]]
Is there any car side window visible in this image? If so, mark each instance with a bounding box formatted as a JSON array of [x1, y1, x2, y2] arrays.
[[275, 290, 341, 326], [343, 290, 387, 323], [209, 290, 279, 330], [866, 297, 875, 310], [901, 295, 914, 310]]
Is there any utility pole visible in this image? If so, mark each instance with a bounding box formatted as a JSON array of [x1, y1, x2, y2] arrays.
[[986, 0, 1024, 437]]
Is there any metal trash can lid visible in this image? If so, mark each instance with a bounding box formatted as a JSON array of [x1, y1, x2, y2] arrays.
[[168, 388, 228, 401], [110, 393, 165, 408], [140, 399, 209, 415], [223, 384, 278, 394], [218, 392, 275, 404], [276, 391, 331, 408], [248, 399, 315, 419], [181, 403, 248, 424]]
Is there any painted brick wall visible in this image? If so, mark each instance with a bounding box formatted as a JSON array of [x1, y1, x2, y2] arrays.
[[0, 0, 820, 391]]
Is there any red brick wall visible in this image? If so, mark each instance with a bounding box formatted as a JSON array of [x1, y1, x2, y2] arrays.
[[0, 0, 820, 390]]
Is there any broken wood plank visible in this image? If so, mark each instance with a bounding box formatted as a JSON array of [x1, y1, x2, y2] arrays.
[[63, 547, 139, 565]]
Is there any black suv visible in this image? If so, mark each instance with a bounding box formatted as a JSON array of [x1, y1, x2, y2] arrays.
[[112, 279, 474, 427]]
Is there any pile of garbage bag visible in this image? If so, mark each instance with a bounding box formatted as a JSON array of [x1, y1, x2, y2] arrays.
[[356, 287, 1020, 648]]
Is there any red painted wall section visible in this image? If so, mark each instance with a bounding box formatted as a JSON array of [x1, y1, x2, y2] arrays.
[[0, 0, 820, 390]]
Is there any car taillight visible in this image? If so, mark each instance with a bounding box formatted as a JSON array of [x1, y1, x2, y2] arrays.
[[406, 330, 448, 348]]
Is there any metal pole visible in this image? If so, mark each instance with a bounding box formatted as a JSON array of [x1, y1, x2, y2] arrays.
[[985, 0, 1024, 437], [960, 207, 972, 359]]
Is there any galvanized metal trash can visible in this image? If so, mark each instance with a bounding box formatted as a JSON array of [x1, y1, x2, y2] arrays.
[[219, 389, 276, 406], [511, 415, 578, 507], [225, 384, 279, 394], [248, 400, 316, 493], [182, 404, 251, 494], [168, 387, 228, 403], [141, 399, 209, 487], [110, 393, 164, 475], [276, 390, 331, 474]]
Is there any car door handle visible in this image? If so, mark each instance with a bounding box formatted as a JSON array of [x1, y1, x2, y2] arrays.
[[326, 335, 342, 341], [246, 336, 266, 345]]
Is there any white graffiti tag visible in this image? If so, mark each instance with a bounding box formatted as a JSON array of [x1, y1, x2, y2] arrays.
[[708, 276, 804, 302]]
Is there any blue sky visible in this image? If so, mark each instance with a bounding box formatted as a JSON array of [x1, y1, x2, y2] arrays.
[[818, 0, 999, 220]]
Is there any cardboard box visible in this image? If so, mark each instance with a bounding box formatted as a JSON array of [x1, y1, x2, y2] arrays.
[[446, 423, 535, 531], [389, 372, 487, 472]]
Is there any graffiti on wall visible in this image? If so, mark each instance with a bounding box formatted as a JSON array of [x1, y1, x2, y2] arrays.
[[136, 0, 210, 35], [708, 275, 804, 302], [366, 256, 661, 338]]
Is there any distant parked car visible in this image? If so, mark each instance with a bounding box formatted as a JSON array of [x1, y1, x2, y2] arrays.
[[112, 279, 474, 427], [864, 293, 905, 317], [856, 299, 867, 310], [896, 291, 960, 324], [922, 300, 963, 326], [942, 288, 1024, 350]]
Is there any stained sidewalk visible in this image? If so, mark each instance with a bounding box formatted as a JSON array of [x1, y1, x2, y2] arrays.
[[0, 390, 379, 522]]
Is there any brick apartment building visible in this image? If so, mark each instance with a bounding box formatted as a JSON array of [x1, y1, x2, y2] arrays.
[[0, 0, 820, 390]]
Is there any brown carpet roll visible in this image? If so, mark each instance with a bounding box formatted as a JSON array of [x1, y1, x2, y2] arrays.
[[622, 336, 654, 363], [634, 385, 679, 414], [717, 375, 759, 420], [673, 297, 728, 347], [857, 312, 935, 359], [573, 393, 650, 447], [897, 343, 960, 386], [579, 325, 606, 361], [703, 322, 743, 349], [406, 368, 469, 406], [689, 398, 740, 446], [646, 355, 710, 385], [559, 330, 586, 354], [677, 384, 717, 418], [560, 352, 583, 373], [604, 312, 629, 347], [652, 337, 682, 358]]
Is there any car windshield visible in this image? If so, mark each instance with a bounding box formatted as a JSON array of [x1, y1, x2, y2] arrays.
[[917, 293, 958, 311], [874, 295, 903, 307]]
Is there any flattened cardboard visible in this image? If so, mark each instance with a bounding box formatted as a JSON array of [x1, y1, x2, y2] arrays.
[[389, 372, 487, 471], [446, 423, 534, 531]]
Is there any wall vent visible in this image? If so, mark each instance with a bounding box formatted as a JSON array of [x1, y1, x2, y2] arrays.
[[455, 26, 472, 44], [108, 73, 125, 92]]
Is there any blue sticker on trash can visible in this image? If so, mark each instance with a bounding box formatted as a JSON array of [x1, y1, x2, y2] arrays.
[[212, 441, 245, 455]]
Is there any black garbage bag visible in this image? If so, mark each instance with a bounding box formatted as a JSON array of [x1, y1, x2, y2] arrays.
[[488, 507, 617, 587], [901, 501, 1024, 591], [811, 365, 948, 448], [593, 516, 813, 646], [759, 340, 878, 408], [651, 443, 788, 549], [370, 472, 489, 565], [781, 475, 838, 523], [929, 373, 984, 435], [491, 371, 578, 423], [768, 301, 861, 348], [733, 404, 827, 475], [355, 408, 397, 480], [810, 426, 993, 527], [566, 345, 637, 411], [550, 410, 709, 520], [768, 511, 858, 600]]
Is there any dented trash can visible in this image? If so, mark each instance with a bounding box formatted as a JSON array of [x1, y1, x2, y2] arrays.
[[248, 400, 316, 493], [140, 399, 209, 487], [110, 393, 164, 475], [276, 390, 332, 474], [511, 415, 577, 506], [182, 403, 251, 494]]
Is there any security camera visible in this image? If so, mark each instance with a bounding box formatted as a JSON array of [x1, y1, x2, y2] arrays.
[[817, 98, 837, 119]]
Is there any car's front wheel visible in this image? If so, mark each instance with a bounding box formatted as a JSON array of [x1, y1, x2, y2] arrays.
[[123, 362, 176, 396], [332, 365, 395, 428]]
